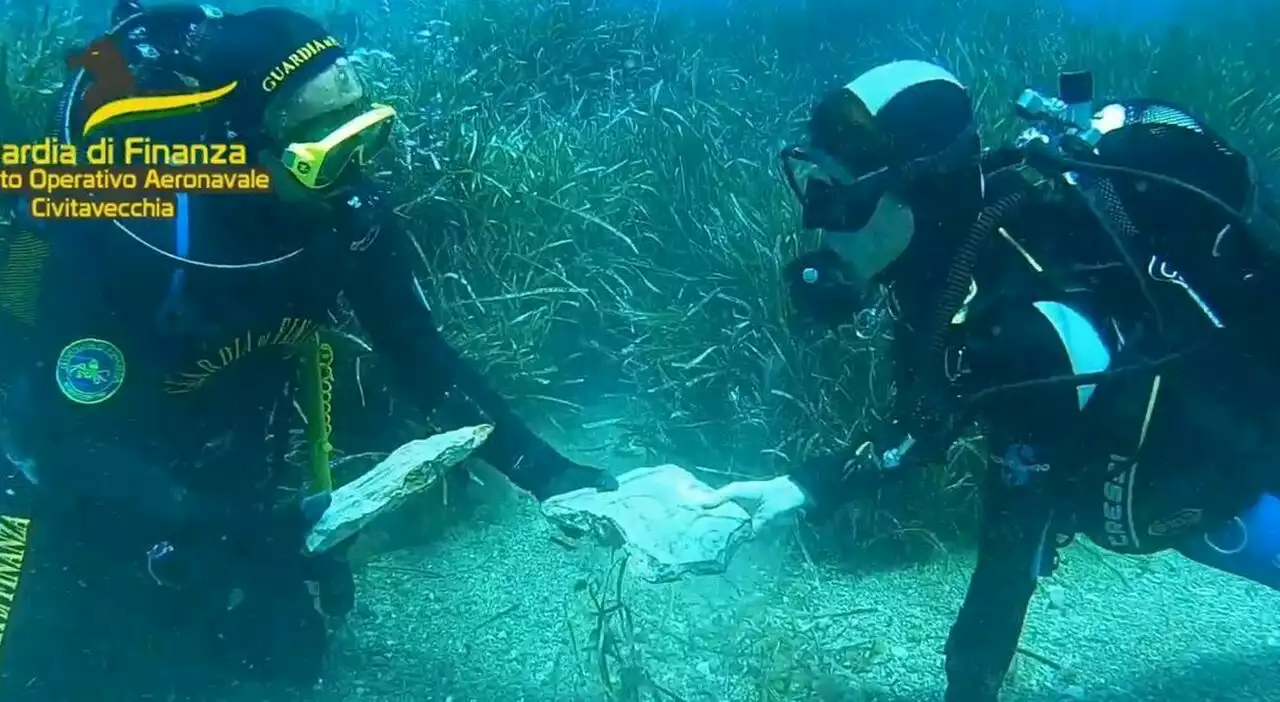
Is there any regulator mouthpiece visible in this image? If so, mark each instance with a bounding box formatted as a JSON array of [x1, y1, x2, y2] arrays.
[[784, 249, 864, 328]]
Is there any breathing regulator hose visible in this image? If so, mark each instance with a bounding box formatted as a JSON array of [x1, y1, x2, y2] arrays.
[[927, 191, 1028, 364], [896, 190, 1028, 448], [921, 145, 1032, 377]]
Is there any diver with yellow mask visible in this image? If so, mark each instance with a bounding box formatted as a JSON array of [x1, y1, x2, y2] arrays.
[[698, 61, 1280, 700], [0, 3, 615, 699]]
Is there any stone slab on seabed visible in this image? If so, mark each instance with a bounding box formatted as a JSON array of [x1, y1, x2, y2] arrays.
[[541, 464, 752, 583], [305, 424, 493, 555]]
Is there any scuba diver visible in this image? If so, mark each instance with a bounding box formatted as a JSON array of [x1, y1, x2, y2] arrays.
[[0, 3, 616, 700], [699, 60, 1280, 700]]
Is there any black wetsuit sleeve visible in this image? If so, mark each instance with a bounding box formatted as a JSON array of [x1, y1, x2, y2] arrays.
[[786, 440, 905, 513], [12, 361, 235, 528], [787, 448, 858, 504], [943, 302, 1088, 701], [5, 227, 237, 528], [340, 201, 575, 495]]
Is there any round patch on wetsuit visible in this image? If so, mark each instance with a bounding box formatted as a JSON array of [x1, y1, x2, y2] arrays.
[[55, 338, 126, 404]]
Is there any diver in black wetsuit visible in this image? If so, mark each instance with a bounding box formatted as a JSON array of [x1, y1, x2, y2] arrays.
[[0, 4, 615, 700], [699, 60, 1280, 700]]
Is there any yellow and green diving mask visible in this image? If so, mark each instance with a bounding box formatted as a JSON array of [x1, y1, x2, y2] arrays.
[[280, 102, 397, 189]]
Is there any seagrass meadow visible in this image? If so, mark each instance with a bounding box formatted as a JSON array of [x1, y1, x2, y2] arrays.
[[305, 0, 1276, 554], [3, 0, 1278, 550], [4, 0, 1280, 700]]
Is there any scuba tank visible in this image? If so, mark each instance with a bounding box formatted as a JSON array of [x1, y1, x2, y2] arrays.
[[1010, 71, 1280, 351], [811, 69, 1280, 470]]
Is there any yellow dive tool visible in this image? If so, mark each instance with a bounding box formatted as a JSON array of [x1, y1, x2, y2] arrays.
[[301, 333, 336, 492], [281, 103, 397, 189]]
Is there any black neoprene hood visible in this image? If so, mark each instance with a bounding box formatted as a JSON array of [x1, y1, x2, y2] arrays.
[[199, 8, 347, 131]]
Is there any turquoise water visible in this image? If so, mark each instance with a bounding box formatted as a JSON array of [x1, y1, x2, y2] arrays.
[[2, 0, 1278, 699]]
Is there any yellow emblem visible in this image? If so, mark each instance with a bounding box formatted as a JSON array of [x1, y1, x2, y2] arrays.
[[55, 338, 126, 404]]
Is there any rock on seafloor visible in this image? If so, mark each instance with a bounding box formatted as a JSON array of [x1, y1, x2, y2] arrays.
[[541, 464, 752, 583], [305, 424, 493, 554]]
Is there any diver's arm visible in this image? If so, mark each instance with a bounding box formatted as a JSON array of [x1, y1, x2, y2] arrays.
[[339, 199, 577, 497], [786, 440, 910, 514], [8, 371, 239, 527], [3, 224, 242, 527], [789, 291, 1073, 515], [786, 447, 862, 506]]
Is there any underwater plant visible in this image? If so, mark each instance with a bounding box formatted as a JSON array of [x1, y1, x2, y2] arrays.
[[3, 0, 1277, 557]]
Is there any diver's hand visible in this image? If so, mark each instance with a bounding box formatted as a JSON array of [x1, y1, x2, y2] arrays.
[[253, 491, 332, 560], [535, 460, 619, 501], [236, 493, 355, 618], [304, 550, 355, 618], [148, 492, 334, 590], [696, 476, 808, 532]]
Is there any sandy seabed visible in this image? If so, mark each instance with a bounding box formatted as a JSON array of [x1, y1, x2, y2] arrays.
[[221, 414, 1280, 702], [295, 475, 1280, 702]]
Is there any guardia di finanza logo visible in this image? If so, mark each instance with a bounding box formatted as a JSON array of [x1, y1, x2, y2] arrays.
[[56, 338, 126, 404]]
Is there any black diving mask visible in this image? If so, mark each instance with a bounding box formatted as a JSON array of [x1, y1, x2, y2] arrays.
[[779, 122, 977, 328], [779, 121, 978, 233]]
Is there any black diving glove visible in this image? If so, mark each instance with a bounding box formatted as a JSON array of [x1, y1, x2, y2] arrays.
[[531, 457, 619, 501], [147, 491, 354, 616], [248, 491, 333, 564], [785, 438, 918, 524]]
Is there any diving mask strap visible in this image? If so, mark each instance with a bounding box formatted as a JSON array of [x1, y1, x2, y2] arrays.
[[805, 147, 858, 185], [843, 120, 980, 194], [899, 121, 979, 181], [112, 0, 144, 24]]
